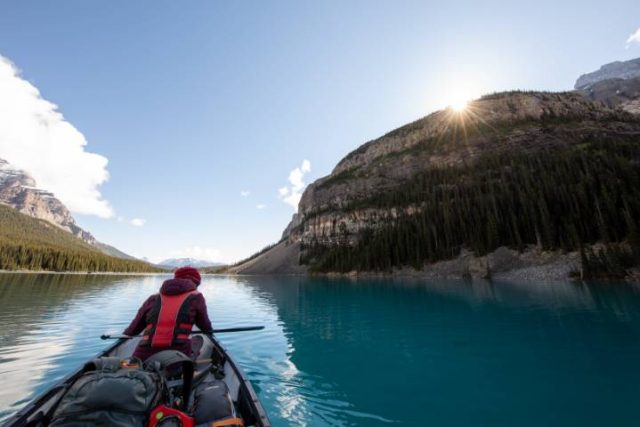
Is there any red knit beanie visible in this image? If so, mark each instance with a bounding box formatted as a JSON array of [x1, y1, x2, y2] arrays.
[[174, 266, 201, 286]]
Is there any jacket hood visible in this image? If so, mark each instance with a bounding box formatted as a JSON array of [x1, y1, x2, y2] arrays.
[[160, 278, 197, 295]]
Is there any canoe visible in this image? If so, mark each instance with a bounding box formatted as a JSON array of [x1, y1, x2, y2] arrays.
[[4, 333, 271, 427]]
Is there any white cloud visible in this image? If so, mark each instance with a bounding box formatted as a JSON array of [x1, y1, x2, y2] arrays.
[[279, 160, 311, 210], [256, 204, 266, 210], [0, 55, 113, 218], [240, 190, 250, 197], [130, 218, 146, 227], [627, 28, 640, 46]]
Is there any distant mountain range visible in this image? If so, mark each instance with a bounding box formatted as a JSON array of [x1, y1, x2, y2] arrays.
[[575, 57, 640, 90], [0, 158, 159, 272], [230, 57, 640, 282], [0, 202, 159, 272], [3, 57, 640, 278], [0, 158, 223, 272], [0, 159, 134, 260], [157, 258, 226, 269]]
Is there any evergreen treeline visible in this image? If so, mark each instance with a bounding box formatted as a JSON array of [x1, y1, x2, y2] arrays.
[[0, 204, 161, 272], [578, 245, 639, 280], [301, 138, 640, 273]]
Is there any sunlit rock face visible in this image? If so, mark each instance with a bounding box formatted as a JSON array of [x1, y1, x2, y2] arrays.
[[232, 60, 640, 276], [0, 158, 97, 244], [328, 92, 610, 177], [280, 90, 640, 249], [622, 99, 640, 115], [575, 57, 640, 90]]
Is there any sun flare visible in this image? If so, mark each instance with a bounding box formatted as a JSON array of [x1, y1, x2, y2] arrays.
[[445, 86, 478, 112], [450, 99, 469, 112], [448, 93, 473, 112]]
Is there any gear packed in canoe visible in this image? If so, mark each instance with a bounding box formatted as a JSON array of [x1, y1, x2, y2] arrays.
[[4, 268, 270, 427]]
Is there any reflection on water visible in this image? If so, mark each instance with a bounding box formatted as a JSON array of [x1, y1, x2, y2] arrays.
[[0, 274, 158, 416], [1, 273, 639, 426]]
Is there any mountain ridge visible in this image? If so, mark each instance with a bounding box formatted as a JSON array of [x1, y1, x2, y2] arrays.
[[232, 64, 640, 280], [0, 203, 159, 272], [0, 158, 135, 260], [575, 57, 640, 90], [158, 258, 225, 269]]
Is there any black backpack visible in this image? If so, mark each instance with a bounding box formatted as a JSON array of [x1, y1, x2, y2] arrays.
[[49, 357, 163, 427]]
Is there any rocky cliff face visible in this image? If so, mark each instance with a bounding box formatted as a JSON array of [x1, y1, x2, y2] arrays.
[[0, 159, 97, 243], [578, 75, 640, 114], [575, 57, 640, 89], [0, 159, 134, 259], [282, 91, 640, 250], [231, 59, 640, 278]]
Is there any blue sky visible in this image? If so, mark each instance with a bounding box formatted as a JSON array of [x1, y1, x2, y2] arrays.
[[0, 1, 639, 263]]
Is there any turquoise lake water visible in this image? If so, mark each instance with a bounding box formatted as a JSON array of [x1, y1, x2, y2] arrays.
[[0, 273, 639, 426]]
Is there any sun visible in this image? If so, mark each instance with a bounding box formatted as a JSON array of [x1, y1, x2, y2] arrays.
[[450, 98, 469, 112], [448, 92, 473, 112], [445, 86, 477, 112]]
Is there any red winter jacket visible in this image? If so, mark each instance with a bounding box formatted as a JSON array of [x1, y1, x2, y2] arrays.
[[123, 278, 212, 360]]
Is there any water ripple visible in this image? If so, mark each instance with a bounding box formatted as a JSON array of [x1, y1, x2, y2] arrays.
[[0, 274, 392, 426], [1, 274, 640, 426]]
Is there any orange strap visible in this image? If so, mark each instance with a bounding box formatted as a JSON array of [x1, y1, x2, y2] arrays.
[[211, 417, 244, 427]]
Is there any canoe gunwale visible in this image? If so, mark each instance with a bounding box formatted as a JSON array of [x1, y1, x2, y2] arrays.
[[217, 339, 271, 427], [4, 339, 124, 427]]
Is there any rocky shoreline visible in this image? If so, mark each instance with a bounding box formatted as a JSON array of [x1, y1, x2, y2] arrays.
[[228, 242, 640, 283], [320, 247, 579, 281]]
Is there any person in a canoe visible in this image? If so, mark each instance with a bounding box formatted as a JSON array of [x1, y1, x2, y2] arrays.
[[123, 266, 212, 360]]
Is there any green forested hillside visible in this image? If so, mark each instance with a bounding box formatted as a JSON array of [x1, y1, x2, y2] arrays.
[[301, 136, 640, 273], [0, 204, 161, 272]]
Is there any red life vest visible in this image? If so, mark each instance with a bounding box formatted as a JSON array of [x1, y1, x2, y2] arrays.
[[141, 290, 199, 348]]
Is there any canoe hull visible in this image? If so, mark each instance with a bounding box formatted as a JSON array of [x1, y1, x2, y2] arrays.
[[4, 333, 270, 427]]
